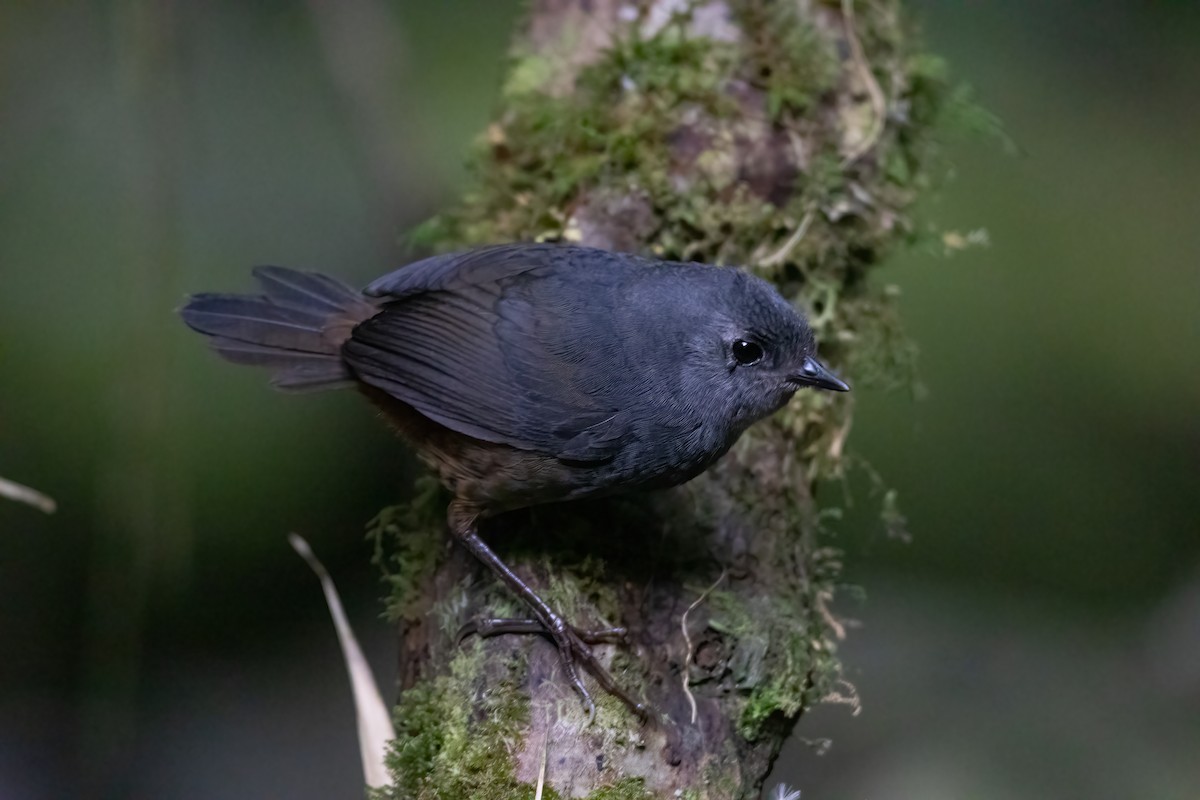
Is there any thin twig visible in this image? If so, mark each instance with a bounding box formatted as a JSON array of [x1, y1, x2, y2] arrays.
[[840, 0, 887, 166], [760, 209, 815, 268], [681, 570, 727, 725], [814, 586, 847, 641], [0, 476, 56, 514], [823, 677, 863, 716]]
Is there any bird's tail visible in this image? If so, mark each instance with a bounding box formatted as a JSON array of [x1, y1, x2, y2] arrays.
[[179, 266, 380, 392]]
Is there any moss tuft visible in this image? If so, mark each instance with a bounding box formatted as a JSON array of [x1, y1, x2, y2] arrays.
[[702, 515, 846, 742], [375, 644, 543, 800], [730, 0, 840, 119], [369, 476, 450, 625]]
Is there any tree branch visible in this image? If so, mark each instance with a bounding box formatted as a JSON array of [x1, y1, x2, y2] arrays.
[[373, 2, 955, 797]]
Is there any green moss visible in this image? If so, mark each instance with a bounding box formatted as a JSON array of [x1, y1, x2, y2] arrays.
[[730, 0, 840, 119], [374, 639, 656, 799], [381, 1, 976, 792], [369, 476, 449, 625], [583, 778, 656, 800], [539, 555, 624, 626], [705, 542, 844, 742], [377, 643, 545, 800]]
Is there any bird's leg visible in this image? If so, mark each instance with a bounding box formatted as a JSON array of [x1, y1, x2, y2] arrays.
[[448, 502, 647, 721]]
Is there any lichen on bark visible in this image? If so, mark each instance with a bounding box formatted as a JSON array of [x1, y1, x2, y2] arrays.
[[372, 1, 962, 797]]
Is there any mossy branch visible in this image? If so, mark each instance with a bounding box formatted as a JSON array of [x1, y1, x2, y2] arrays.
[[374, 2, 961, 798]]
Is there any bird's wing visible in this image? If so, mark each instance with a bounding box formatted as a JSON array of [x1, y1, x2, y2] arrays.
[[343, 245, 629, 462], [362, 243, 553, 299]]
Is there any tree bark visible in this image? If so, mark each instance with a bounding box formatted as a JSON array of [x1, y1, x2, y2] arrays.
[[373, 2, 952, 797]]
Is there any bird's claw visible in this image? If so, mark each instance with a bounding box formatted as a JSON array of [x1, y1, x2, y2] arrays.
[[458, 615, 646, 721]]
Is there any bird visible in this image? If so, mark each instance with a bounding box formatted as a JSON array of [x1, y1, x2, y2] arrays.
[[179, 242, 849, 719]]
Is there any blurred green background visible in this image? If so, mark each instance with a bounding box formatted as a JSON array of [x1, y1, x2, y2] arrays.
[[1, 2, 1196, 798]]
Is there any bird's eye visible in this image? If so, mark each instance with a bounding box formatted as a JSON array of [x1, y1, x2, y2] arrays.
[[732, 339, 764, 366]]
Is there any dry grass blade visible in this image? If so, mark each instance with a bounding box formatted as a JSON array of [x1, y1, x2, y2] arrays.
[[288, 533, 395, 789], [534, 734, 548, 800], [0, 475, 57, 514]]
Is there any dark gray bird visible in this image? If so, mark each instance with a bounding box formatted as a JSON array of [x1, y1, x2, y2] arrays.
[[180, 243, 848, 718]]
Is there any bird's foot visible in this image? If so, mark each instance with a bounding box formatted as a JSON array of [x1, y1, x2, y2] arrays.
[[458, 615, 646, 722], [448, 508, 648, 723]]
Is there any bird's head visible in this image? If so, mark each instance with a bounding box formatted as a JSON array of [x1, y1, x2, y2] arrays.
[[701, 269, 849, 431]]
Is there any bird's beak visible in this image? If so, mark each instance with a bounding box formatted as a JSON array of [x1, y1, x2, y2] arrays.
[[790, 356, 850, 392]]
